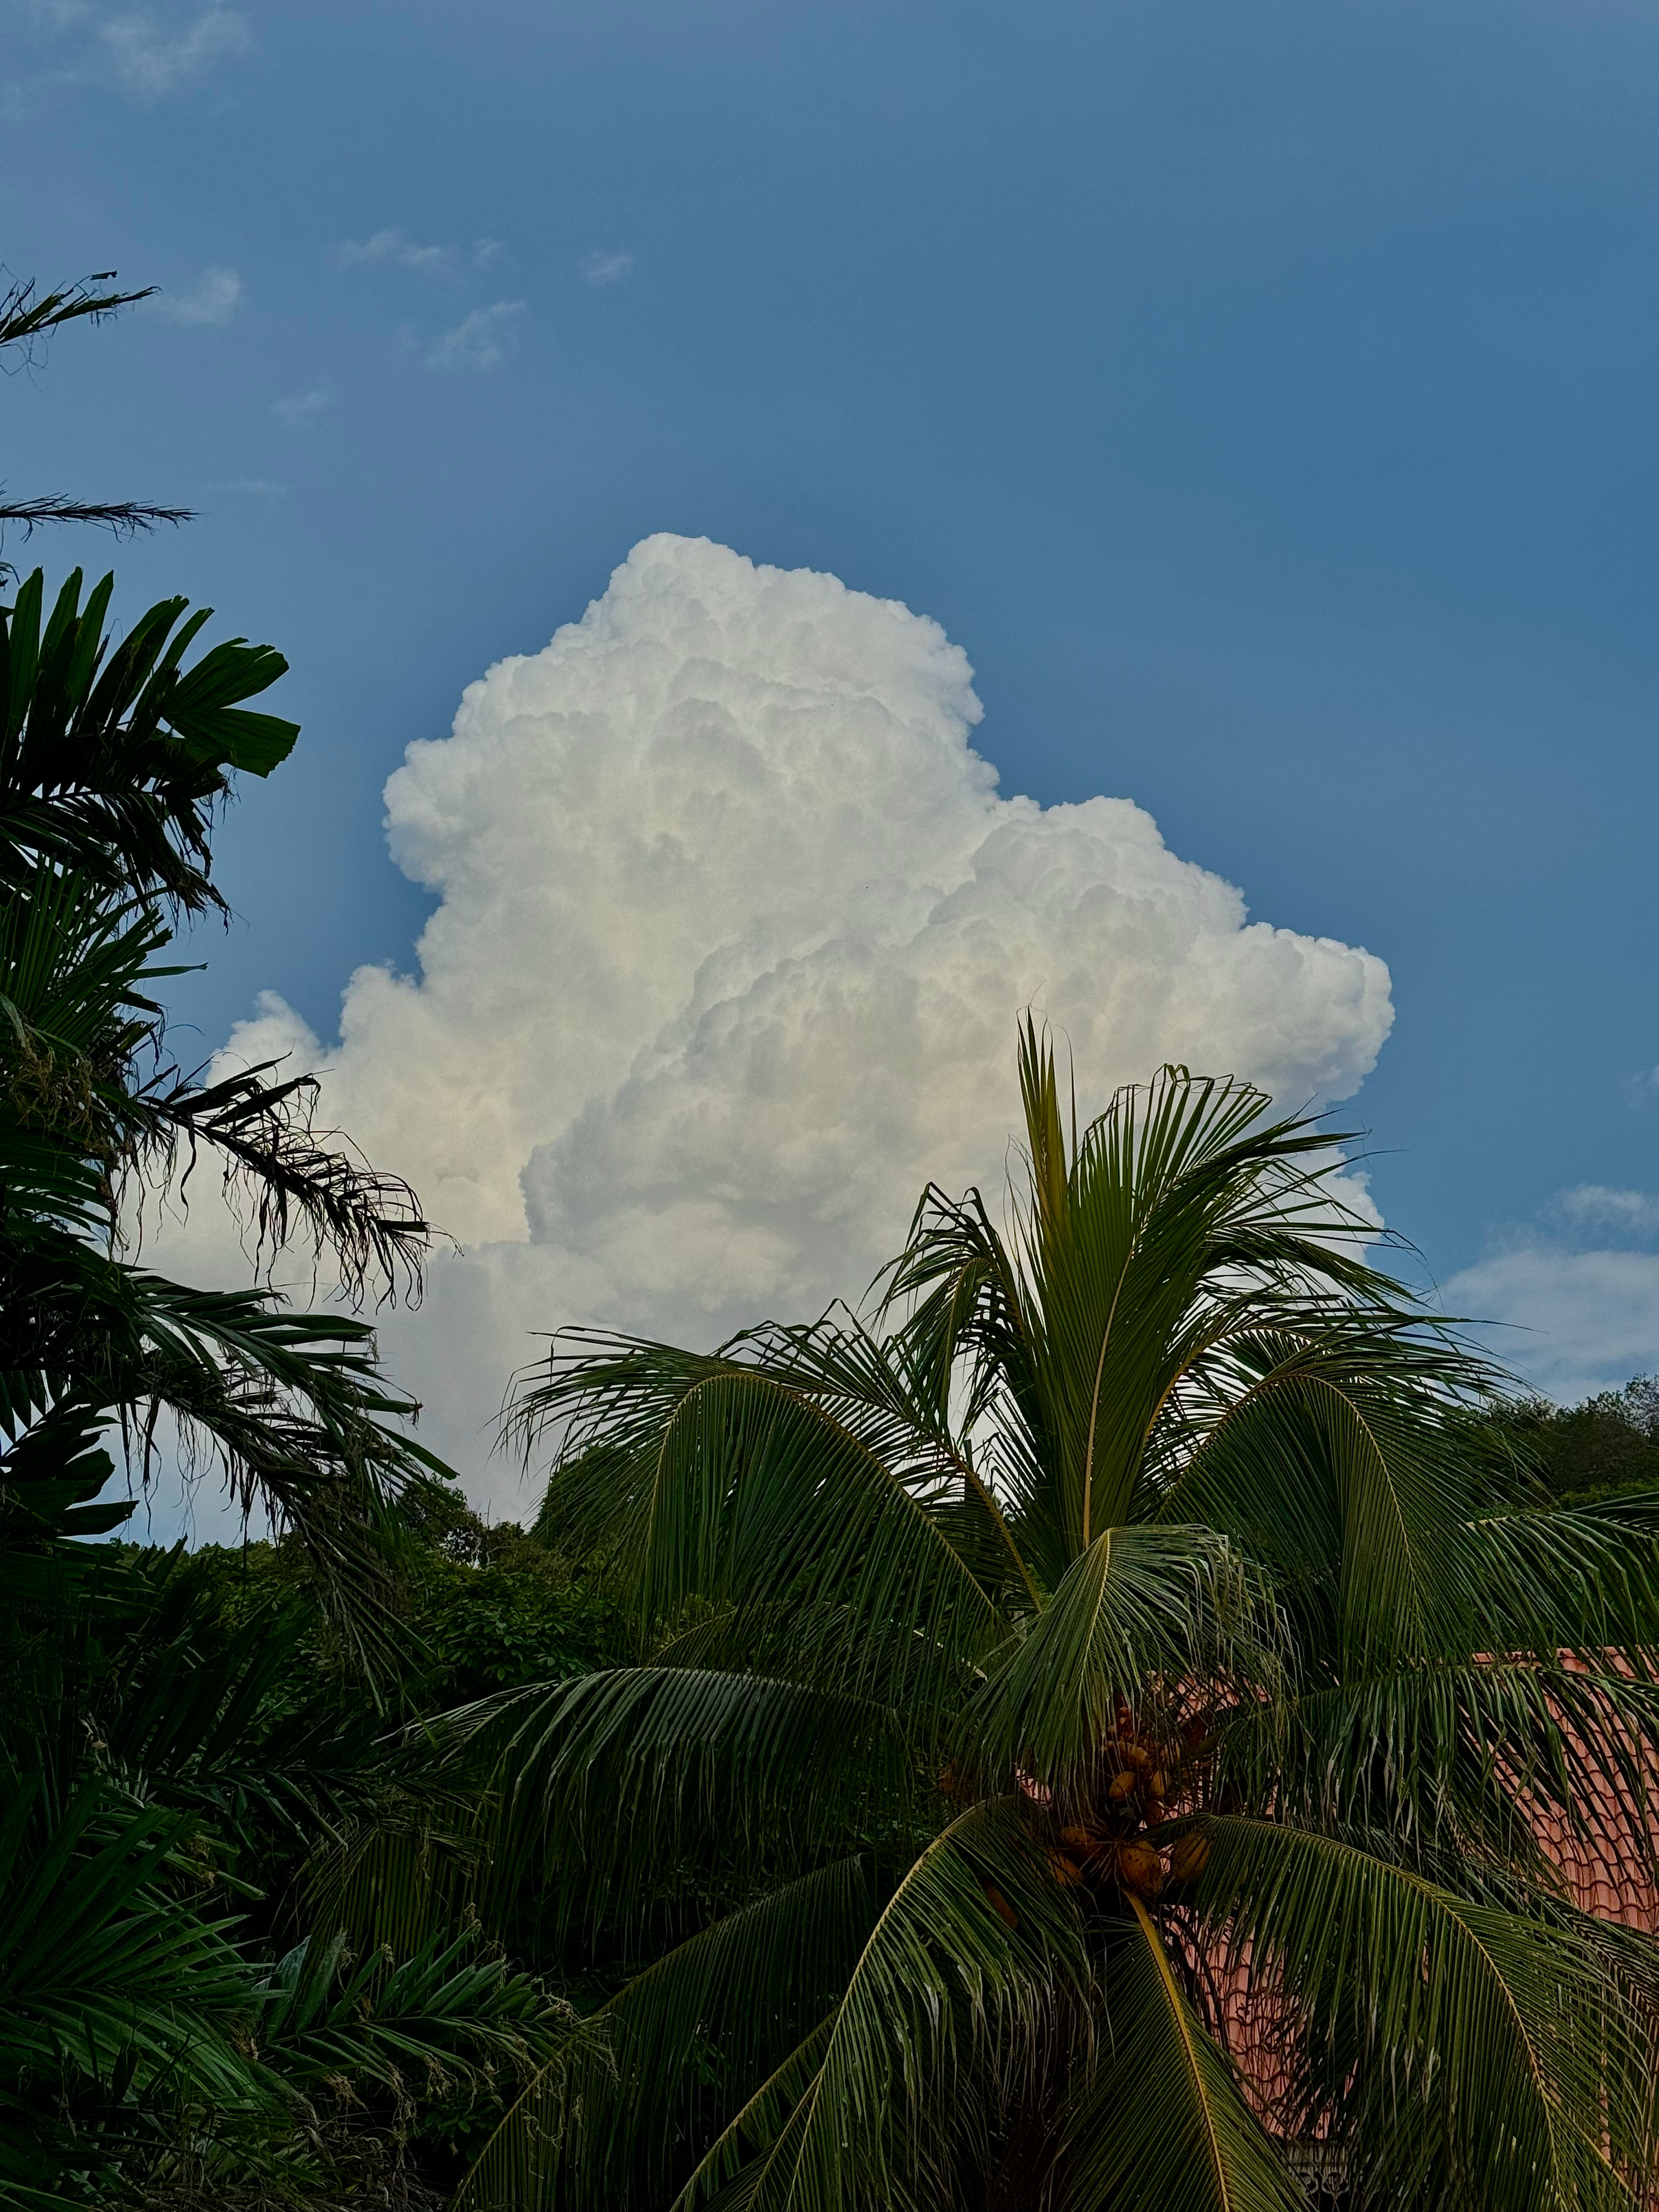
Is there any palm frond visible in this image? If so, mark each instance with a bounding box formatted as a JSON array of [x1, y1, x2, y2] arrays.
[[1193, 1813, 1659, 2211], [258, 1925, 577, 2106], [667, 1799, 1089, 2212], [458, 1853, 887, 2212], [1158, 1325, 1493, 1664], [1064, 1897, 1305, 2212], [0, 568, 297, 915], [439, 1663, 920, 1934], [965, 1522, 1276, 1799], [1474, 1491, 1659, 1660], [513, 1333, 1004, 1689]]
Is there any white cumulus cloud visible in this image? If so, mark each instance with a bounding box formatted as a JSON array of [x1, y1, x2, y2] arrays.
[[1443, 1245, 1659, 1406], [1443, 1181, 1659, 1403], [167, 535, 1393, 1504]]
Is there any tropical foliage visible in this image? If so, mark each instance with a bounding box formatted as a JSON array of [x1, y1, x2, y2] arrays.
[[0, 565, 581, 2207], [1, 270, 192, 571], [445, 1025, 1659, 2212], [4, 321, 1656, 2204]]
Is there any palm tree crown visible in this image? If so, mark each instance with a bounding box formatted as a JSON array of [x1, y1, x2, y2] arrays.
[[458, 1023, 1659, 2212]]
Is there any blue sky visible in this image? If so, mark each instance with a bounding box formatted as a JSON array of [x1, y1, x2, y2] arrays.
[[7, 0, 1659, 1438]]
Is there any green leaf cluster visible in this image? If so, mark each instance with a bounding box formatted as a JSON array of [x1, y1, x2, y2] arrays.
[[0, 569, 581, 2208]]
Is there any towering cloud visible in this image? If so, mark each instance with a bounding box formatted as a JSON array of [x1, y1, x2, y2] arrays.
[[189, 535, 1392, 1501]]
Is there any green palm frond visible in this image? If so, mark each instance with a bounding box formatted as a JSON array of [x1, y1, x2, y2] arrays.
[[1156, 1321, 1494, 1664], [1194, 1814, 1659, 2211], [74, 1545, 394, 1850], [1474, 1491, 1659, 1658], [0, 568, 296, 915], [257, 1925, 577, 2105], [459, 1854, 889, 2212], [669, 1801, 1089, 2212], [966, 1522, 1276, 1798], [442, 1663, 919, 1933], [1, 1228, 444, 1671], [0, 1774, 264, 2190], [516, 1334, 1003, 1687], [1064, 1897, 1305, 2212]]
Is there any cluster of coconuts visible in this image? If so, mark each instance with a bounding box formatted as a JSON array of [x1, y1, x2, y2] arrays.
[[1048, 1705, 1211, 1906], [947, 1704, 1214, 1930]]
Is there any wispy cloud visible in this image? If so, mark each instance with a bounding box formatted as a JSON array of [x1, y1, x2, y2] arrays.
[[337, 228, 458, 281], [580, 250, 634, 286], [274, 384, 332, 427], [99, 4, 250, 97], [1548, 1184, 1659, 1237], [1443, 1180, 1659, 1402], [471, 238, 505, 270], [153, 263, 241, 325], [5, 0, 250, 108], [427, 300, 525, 373]]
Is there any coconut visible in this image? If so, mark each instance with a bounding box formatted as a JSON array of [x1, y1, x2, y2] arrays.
[[983, 1881, 1019, 1929], [1115, 1841, 1166, 1900], [1169, 1831, 1211, 1884]]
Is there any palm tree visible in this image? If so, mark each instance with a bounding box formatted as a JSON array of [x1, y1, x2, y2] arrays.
[[0, 566, 584, 2206], [454, 1023, 1659, 2212], [0, 563, 441, 1652]]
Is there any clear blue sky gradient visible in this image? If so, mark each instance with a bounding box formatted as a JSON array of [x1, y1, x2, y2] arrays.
[[6, 0, 1657, 1306]]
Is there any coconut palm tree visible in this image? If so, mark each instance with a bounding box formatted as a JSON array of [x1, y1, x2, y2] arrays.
[[454, 1023, 1659, 2212]]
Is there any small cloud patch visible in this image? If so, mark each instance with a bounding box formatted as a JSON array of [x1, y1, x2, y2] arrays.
[[274, 385, 333, 427], [100, 4, 250, 97], [427, 300, 525, 372], [154, 263, 241, 325], [208, 476, 287, 500], [338, 229, 458, 280], [580, 250, 634, 286], [1548, 1186, 1659, 1239]]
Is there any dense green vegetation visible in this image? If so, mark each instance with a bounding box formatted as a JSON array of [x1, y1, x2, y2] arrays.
[[1482, 1379, 1659, 1509], [3, 291, 1657, 2204], [0, 560, 611, 2208]]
